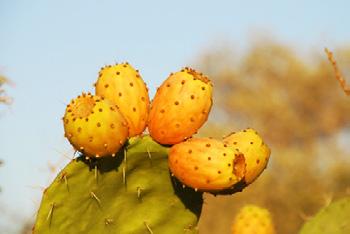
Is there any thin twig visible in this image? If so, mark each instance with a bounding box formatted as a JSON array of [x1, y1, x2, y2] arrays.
[[325, 48, 350, 95]]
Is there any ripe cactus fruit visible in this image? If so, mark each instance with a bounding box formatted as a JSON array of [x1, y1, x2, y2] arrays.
[[95, 63, 150, 137], [63, 93, 128, 157], [299, 197, 350, 234], [223, 128, 270, 184], [168, 138, 246, 193], [231, 205, 276, 234], [33, 136, 203, 234], [148, 67, 213, 145]]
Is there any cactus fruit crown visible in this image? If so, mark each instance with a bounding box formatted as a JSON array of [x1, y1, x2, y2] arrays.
[[183, 67, 211, 84], [231, 205, 276, 234], [33, 136, 203, 234]]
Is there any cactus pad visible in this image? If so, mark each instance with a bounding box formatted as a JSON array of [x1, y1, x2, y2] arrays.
[[33, 136, 203, 234], [299, 197, 350, 234]]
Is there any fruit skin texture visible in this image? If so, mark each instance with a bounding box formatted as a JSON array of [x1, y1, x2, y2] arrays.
[[232, 205, 276, 234], [299, 197, 350, 234], [223, 128, 271, 184], [63, 93, 128, 157], [33, 136, 203, 234], [148, 67, 213, 145], [168, 138, 246, 192], [95, 63, 150, 137]]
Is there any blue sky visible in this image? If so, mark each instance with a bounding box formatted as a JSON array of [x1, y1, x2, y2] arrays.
[[1, 0, 350, 232]]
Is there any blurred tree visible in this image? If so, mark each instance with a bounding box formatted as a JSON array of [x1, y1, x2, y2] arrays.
[[0, 75, 12, 105], [0, 74, 9, 191], [195, 40, 350, 234]]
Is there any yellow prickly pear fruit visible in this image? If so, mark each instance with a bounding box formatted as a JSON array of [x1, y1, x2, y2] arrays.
[[63, 93, 129, 157], [232, 205, 276, 234], [168, 138, 246, 192], [95, 63, 150, 137], [148, 67, 213, 145], [223, 128, 271, 184]]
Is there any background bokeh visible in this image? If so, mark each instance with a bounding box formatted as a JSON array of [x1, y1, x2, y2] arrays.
[[1, 1, 350, 233]]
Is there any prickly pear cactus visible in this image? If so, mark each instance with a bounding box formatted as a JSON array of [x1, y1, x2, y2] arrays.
[[299, 197, 350, 234], [231, 205, 276, 234], [33, 136, 203, 234]]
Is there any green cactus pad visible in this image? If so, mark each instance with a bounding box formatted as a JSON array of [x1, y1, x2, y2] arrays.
[[299, 196, 350, 234], [33, 136, 203, 234]]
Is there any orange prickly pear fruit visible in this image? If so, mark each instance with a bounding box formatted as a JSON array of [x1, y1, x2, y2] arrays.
[[168, 138, 246, 192], [231, 205, 276, 234], [148, 67, 213, 145], [95, 63, 150, 137], [63, 93, 129, 157], [223, 128, 271, 184]]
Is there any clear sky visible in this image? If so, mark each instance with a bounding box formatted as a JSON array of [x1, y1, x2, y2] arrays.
[[0, 0, 350, 233]]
